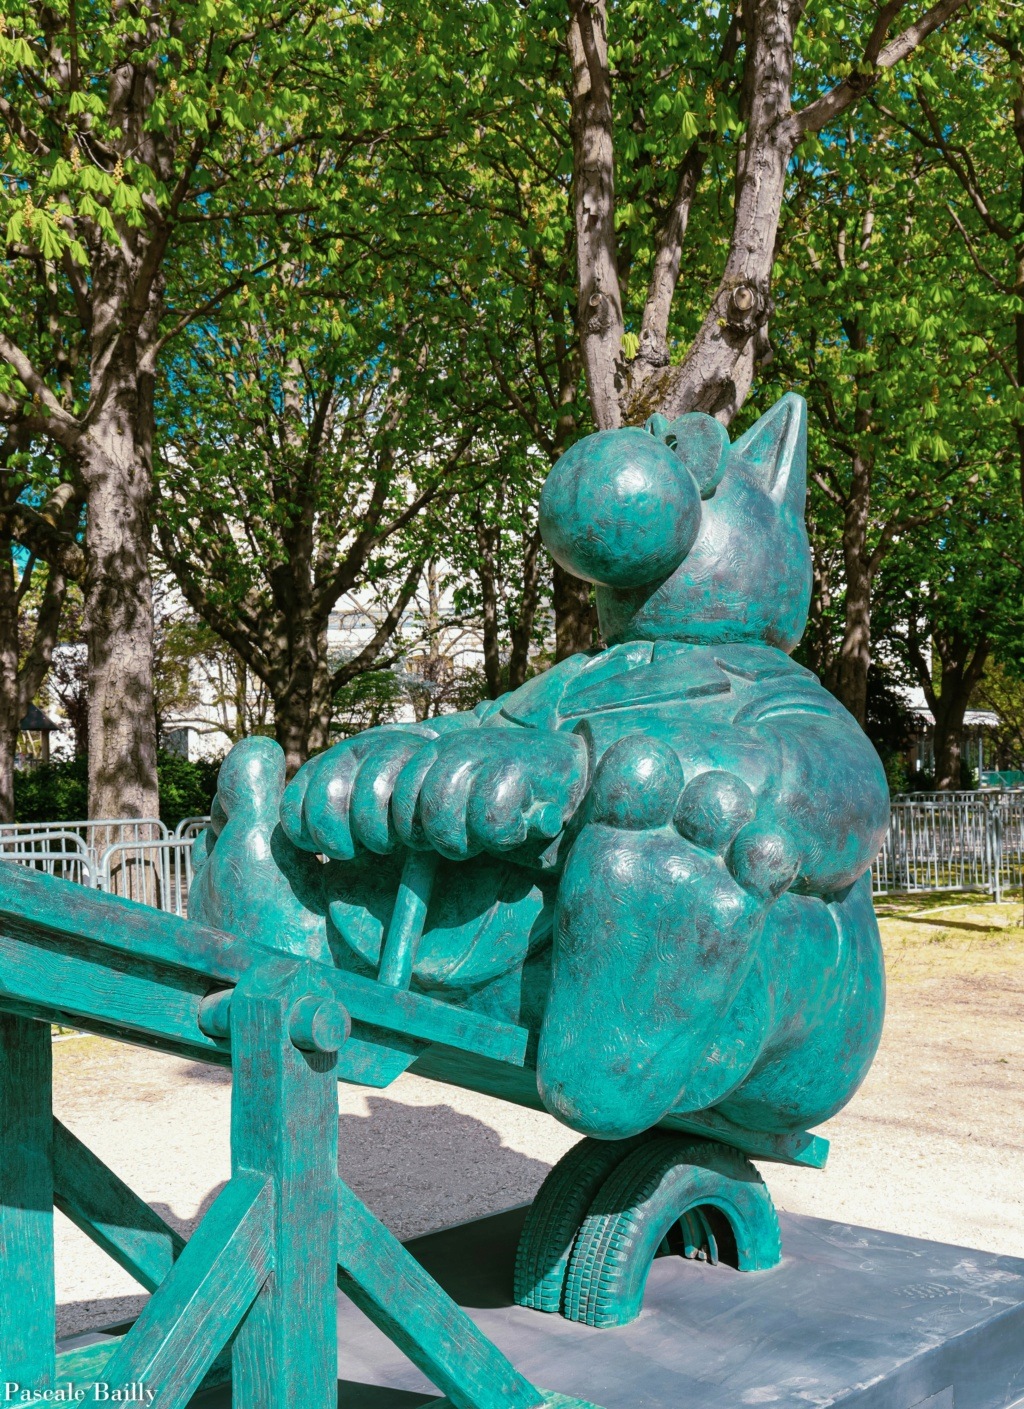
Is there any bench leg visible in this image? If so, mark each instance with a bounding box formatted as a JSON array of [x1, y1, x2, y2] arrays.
[[0, 1014, 55, 1388], [230, 961, 341, 1409]]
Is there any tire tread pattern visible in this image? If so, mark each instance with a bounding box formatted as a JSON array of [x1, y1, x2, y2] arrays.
[[513, 1135, 645, 1312], [564, 1136, 781, 1328]]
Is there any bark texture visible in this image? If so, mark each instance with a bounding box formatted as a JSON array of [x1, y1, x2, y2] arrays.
[[81, 404, 158, 818], [568, 0, 970, 430], [568, 0, 625, 430], [0, 436, 76, 822], [907, 620, 990, 791]]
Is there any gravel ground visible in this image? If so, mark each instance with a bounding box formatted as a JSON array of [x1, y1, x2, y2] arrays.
[[53, 894, 1024, 1339]]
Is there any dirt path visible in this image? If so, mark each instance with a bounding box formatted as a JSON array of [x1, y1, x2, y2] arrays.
[[762, 896, 1024, 1250], [53, 895, 1024, 1339]]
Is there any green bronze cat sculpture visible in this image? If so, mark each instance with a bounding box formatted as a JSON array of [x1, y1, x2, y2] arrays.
[[190, 392, 888, 1149]]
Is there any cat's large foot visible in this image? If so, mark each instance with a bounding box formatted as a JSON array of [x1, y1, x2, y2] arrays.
[[537, 735, 794, 1139]]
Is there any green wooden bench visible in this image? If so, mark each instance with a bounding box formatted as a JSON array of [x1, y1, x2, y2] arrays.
[[0, 862, 598, 1408]]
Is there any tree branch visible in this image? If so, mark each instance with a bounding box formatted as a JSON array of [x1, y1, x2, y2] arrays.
[[16, 563, 68, 717], [0, 334, 81, 450], [330, 559, 425, 691], [2, 504, 85, 581], [794, 0, 971, 139], [148, 256, 280, 363], [945, 204, 1013, 292]]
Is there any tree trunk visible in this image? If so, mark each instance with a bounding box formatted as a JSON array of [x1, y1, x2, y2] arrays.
[[80, 411, 159, 821], [0, 460, 72, 822], [305, 656, 334, 761], [297, 648, 336, 768], [481, 592, 502, 697], [275, 692, 313, 779], [0, 720, 16, 826], [507, 527, 544, 690], [0, 555, 19, 824], [834, 559, 872, 726], [273, 622, 335, 774], [554, 563, 598, 661], [568, 0, 625, 431], [932, 640, 991, 791], [932, 714, 963, 792], [272, 656, 317, 777], [907, 622, 990, 792]]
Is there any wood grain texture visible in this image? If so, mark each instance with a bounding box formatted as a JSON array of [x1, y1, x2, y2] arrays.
[[337, 1180, 545, 1409], [53, 1118, 186, 1291], [55, 1337, 232, 1392], [230, 959, 340, 1409], [0, 1013, 55, 1385], [0, 926, 225, 1061], [0, 861, 527, 1070], [96, 1171, 272, 1408]]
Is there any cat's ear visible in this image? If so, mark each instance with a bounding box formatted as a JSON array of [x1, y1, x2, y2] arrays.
[[729, 393, 806, 511]]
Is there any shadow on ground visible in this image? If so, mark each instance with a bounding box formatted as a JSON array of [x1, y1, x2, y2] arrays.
[[198, 1382, 441, 1409], [337, 1097, 552, 1241], [58, 1097, 554, 1339]]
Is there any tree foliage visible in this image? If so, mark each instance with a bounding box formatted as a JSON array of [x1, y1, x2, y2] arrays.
[[5, 0, 1024, 804]]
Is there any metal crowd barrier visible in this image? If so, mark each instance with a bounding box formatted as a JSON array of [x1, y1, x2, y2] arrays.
[[0, 830, 95, 887], [5, 795, 1024, 911], [873, 790, 1024, 899], [0, 816, 209, 916], [0, 816, 167, 869], [95, 835, 197, 917]]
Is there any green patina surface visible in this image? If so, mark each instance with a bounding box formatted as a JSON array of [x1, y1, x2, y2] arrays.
[[0, 395, 888, 1401], [193, 392, 889, 1149]]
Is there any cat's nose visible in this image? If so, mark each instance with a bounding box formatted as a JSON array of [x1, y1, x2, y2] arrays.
[[540, 427, 702, 590]]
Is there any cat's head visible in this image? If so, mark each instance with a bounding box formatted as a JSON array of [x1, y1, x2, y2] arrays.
[[540, 393, 811, 652]]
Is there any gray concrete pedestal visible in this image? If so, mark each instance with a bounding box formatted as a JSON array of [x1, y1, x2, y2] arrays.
[[334, 1207, 1024, 1409]]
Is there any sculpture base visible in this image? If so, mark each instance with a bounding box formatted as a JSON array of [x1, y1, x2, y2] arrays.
[[62, 1208, 1024, 1409], [325, 1206, 1024, 1409]]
